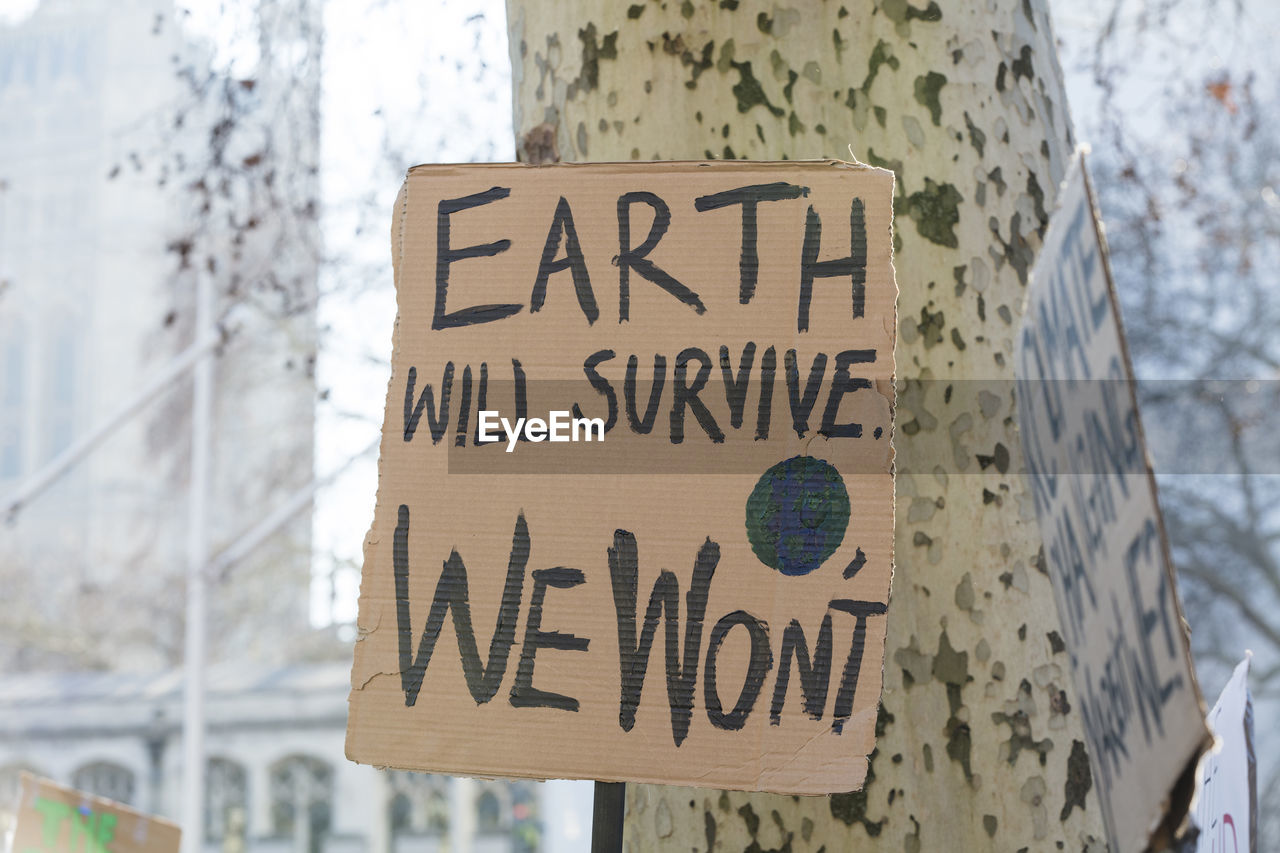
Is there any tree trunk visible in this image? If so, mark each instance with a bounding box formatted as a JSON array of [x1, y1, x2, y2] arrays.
[[506, 2, 1108, 849]]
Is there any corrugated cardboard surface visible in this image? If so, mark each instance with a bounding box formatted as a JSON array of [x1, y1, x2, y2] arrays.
[[1015, 155, 1209, 851], [12, 774, 181, 853], [347, 161, 896, 794]]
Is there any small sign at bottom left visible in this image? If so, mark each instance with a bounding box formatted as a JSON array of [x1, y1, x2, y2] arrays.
[[11, 773, 181, 853]]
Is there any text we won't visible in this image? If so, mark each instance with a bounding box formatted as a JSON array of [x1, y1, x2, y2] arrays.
[[392, 505, 885, 745]]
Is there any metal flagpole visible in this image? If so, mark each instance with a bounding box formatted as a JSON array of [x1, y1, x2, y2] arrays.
[[181, 270, 215, 853]]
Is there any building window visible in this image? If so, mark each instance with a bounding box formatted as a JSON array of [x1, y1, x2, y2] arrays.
[[71, 761, 135, 805], [474, 785, 508, 836], [206, 758, 248, 842], [387, 770, 448, 837], [269, 755, 331, 853]]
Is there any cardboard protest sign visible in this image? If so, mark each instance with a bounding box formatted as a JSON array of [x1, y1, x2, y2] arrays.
[[346, 161, 896, 794], [10, 773, 181, 853], [1015, 153, 1209, 851], [1194, 656, 1256, 853]]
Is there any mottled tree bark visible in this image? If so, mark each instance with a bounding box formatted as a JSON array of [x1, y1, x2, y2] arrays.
[[506, 1, 1108, 849]]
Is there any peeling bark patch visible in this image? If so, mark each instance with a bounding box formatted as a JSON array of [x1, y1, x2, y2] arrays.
[[729, 60, 785, 117], [963, 111, 986, 158], [575, 23, 618, 95], [1020, 775, 1048, 839], [913, 71, 946, 125], [861, 39, 900, 94], [1027, 172, 1048, 231], [522, 122, 560, 164], [897, 179, 962, 248], [989, 210, 1033, 285], [955, 573, 974, 610], [917, 305, 945, 347], [935, 630, 974, 781], [895, 634, 933, 688], [1049, 686, 1070, 717], [660, 33, 714, 89], [992, 679, 1053, 766], [976, 441, 1009, 473], [738, 803, 760, 836], [988, 166, 1006, 195], [880, 0, 942, 28], [783, 70, 799, 105], [1059, 739, 1092, 821], [904, 815, 921, 853], [1010, 44, 1034, 82], [877, 705, 895, 738]]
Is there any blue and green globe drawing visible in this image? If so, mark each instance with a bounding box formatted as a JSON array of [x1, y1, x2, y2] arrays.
[[745, 456, 850, 576]]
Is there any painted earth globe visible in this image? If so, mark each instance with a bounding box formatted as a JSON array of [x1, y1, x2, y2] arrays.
[[745, 455, 850, 576]]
